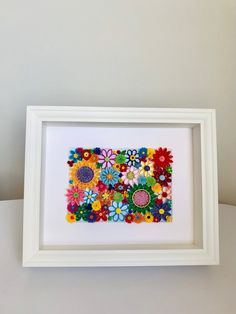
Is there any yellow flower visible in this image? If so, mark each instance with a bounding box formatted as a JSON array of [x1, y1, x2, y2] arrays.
[[152, 183, 162, 193], [92, 200, 101, 211], [144, 213, 154, 223], [123, 191, 128, 198], [70, 160, 100, 190], [66, 213, 76, 223], [113, 163, 121, 171], [148, 148, 155, 158], [139, 160, 154, 177], [166, 215, 172, 222], [102, 192, 110, 200]]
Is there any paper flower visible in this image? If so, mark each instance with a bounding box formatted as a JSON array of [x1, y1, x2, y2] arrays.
[[125, 149, 140, 167], [98, 149, 116, 168], [84, 189, 98, 204], [151, 202, 171, 221], [100, 167, 119, 186], [157, 186, 172, 203], [121, 166, 139, 186], [70, 160, 100, 190], [139, 160, 154, 177], [65, 186, 85, 205], [108, 202, 129, 222], [152, 147, 173, 168]]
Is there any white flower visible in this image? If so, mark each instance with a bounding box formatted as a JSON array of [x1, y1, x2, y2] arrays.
[[121, 166, 139, 186], [157, 186, 171, 203], [139, 160, 154, 177]]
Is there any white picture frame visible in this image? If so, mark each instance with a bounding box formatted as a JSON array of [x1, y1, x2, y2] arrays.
[[23, 106, 219, 267]]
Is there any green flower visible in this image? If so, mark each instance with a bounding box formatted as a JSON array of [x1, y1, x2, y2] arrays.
[[113, 192, 123, 202], [115, 154, 126, 164], [75, 204, 91, 221], [146, 176, 156, 187], [128, 184, 155, 214], [166, 166, 172, 173]]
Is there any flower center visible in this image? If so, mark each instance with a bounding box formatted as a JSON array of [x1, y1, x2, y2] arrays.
[[73, 153, 78, 158], [132, 189, 150, 208], [116, 208, 121, 214], [159, 208, 165, 214], [162, 192, 167, 197], [102, 192, 109, 199], [106, 173, 113, 180], [130, 155, 136, 161], [159, 156, 165, 162], [144, 165, 150, 171], [159, 175, 165, 181], [127, 171, 135, 180], [105, 157, 110, 162], [77, 166, 94, 183], [73, 192, 79, 198]]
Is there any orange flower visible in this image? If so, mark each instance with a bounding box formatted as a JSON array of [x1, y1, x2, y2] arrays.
[[97, 190, 114, 206], [113, 163, 121, 171], [133, 213, 144, 224], [90, 154, 99, 163]]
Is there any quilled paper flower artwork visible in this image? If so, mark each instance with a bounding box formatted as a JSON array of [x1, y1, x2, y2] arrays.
[[66, 147, 173, 224]]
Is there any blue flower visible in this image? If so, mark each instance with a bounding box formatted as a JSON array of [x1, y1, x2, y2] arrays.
[[69, 149, 82, 162], [138, 175, 147, 185], [151, 202, 171, 221], [86, 212, 97, 223], [100, 167, 119, 186], [109, 202, 129, 222], [93, 147, 101, 155], [139, 147, 148, 158], [84, 189, 98, 204], [125, 149, 140, 167]]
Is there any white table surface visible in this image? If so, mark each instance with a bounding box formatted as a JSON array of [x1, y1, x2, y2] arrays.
[[0, 200, 235, 314]]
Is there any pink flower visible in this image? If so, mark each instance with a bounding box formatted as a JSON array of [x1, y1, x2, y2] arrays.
[[122, 166, 139, 186], [66, 186, 85, 205], [157, 186, 171, 203], [98, 149, 116, 168]]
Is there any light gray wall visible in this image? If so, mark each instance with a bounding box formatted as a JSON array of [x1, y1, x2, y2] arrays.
[[0, 0, 236, 205]]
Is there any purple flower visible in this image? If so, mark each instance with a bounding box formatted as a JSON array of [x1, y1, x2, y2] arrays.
[[86, 212, 97, 223], [98, 149, 116, 168]]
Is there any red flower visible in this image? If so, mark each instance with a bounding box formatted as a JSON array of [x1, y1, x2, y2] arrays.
[[152, 148, 173, 168], [83, 149, 92, 160], [140, 156, 147, 163], [153, 216, 160, 223], [154, 168, 172, 187], [96, 180, 107, 192], [155, 198, 162, 205], [67, 203, 78, 213], [120, 164, 128, 172], [125, 213, 134, 223], [114, 181, 127, 193], [76, 147, 83, 154], [67, 160, 74, 167], [96, 208, 109, 222], [122, 198, 128, 204]]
